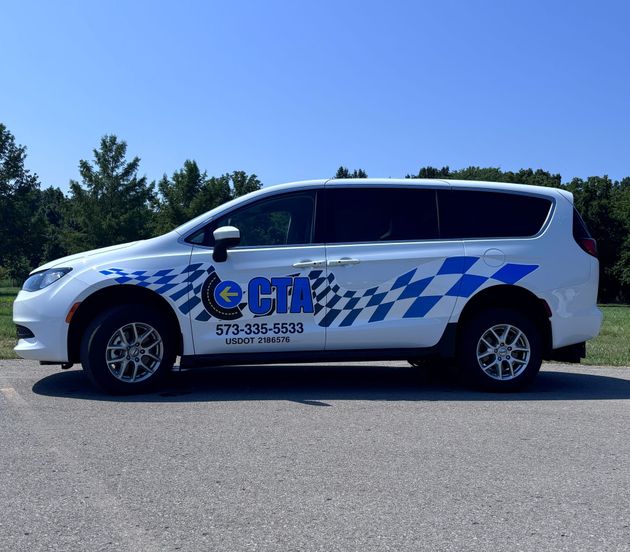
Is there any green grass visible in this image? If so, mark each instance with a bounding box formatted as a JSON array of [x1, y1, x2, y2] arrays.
[[0, 287, 628, 365], [0, 287, 19, 359], [583, 305, 630, 366]]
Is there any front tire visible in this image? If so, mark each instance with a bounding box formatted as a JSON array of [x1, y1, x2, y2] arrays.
[[80, 305, 176, 394], [458, 308, 542, 391]]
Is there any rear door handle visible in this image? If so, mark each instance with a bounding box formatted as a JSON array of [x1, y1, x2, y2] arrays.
[[292, 259, 326, 268], [327, 258, 360, 267]]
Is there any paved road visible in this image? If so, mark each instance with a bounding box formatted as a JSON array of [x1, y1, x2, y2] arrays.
[[1, 360, 630, 552]]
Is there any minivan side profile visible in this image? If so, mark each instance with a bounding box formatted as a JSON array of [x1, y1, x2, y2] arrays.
[[13, 179, 602, 393]]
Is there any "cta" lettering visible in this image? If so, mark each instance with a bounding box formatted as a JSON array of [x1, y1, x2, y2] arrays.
[[248, 277, 314, 315]]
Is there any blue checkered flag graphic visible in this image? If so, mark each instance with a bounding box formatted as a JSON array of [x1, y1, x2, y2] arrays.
[[306, 256, 537, 328]]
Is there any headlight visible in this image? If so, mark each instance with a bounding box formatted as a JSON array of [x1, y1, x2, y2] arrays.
[[22, 268, 72, 292]]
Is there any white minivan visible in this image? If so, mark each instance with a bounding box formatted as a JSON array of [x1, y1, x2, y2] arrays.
[[13, 179, 602, 393]]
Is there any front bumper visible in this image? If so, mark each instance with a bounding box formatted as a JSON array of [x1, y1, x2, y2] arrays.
[[13, 289, 70, 362]]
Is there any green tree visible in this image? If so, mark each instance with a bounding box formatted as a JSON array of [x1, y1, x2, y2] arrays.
[[35, 186, 69, 263], [64, 135, 156, 252], [334, 166, 368, 178], [448, 166, 507, 182], [407, 166, 562, 187], [504, 168, 562, 188], [406, 166, 451, 179], [154, 164, 262, 234], [567, 176, 626, 302], [189, 171, 261, 220], [612, 177, 630, 298], [153, 160, 207, 234], [230, 170, 263, 197], [0, 123, 43, 280]]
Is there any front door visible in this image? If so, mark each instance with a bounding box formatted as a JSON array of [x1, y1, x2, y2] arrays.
[[188, 189, 327, 355]]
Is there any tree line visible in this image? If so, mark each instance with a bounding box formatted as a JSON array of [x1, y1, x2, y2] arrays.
[[1, 123, 628, 302]]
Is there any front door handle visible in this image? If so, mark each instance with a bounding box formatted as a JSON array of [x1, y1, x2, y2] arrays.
[[327, 258, 360, 267], [292, 259, 326, 268]]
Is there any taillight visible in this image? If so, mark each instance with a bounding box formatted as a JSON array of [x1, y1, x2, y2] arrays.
[[578, 237, 598, 258], [572, 208, 597, 258]]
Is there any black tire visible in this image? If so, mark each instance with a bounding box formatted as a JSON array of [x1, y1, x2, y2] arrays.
[[80, 304, 177, 394], [457, 307, 542, 392]]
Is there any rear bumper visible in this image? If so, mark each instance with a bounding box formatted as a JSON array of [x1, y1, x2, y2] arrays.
[[546, 341, 586, 363], [550, 305, 602, 349]]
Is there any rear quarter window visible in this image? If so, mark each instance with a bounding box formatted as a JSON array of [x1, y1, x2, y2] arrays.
[[438, 190, 552, 239]]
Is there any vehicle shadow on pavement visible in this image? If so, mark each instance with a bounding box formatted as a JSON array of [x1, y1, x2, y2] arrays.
[[31, 363, 630, 404]]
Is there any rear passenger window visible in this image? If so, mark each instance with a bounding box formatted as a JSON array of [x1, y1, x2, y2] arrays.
[[325, 188, 439, 243], [438, 190, 552, 239]]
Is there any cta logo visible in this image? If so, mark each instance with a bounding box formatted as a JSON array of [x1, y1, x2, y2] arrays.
[[201, 272, 314, 320]]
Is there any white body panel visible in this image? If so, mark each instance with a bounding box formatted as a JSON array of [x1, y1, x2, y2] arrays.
[[13, 178, 602, 364], [322, 241, 464, 349]]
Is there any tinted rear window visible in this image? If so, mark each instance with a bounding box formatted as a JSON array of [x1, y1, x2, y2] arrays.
[[438, 190, 552, 239], [325, 187, 439, 243]]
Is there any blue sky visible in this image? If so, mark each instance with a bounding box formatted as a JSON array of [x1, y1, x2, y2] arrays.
[[2, 0, 629, 191]]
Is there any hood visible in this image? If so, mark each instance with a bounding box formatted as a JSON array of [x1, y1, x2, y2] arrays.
[[33, 241, 142, 273]]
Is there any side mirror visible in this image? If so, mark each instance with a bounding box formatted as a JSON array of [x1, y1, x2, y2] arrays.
[[212, 226, 241, 262]]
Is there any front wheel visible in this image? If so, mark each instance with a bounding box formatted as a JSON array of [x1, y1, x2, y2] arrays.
[[80, 305, 176, 394], [458, 308, 542, 391]]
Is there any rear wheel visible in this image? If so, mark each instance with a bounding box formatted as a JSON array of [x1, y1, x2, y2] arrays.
[[458, 308, 542, 391], [81, 305, 176, 394]]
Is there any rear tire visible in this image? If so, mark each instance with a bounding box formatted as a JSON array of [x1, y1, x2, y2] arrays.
[[80, 305, 176, 394], [458, 308, 542, 391]]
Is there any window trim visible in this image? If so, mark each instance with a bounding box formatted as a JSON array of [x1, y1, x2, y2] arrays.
[[322, 187, 555, 246], [181, 184, 556, 249]]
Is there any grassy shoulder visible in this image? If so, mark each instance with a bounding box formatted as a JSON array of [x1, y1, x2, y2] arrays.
[[0, 287, 19, 359], [583, 305, 630, 366], [0, 288, 628, 365]]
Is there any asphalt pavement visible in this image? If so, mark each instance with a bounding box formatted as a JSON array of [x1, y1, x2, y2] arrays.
[[1, 359, 630, 552]]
